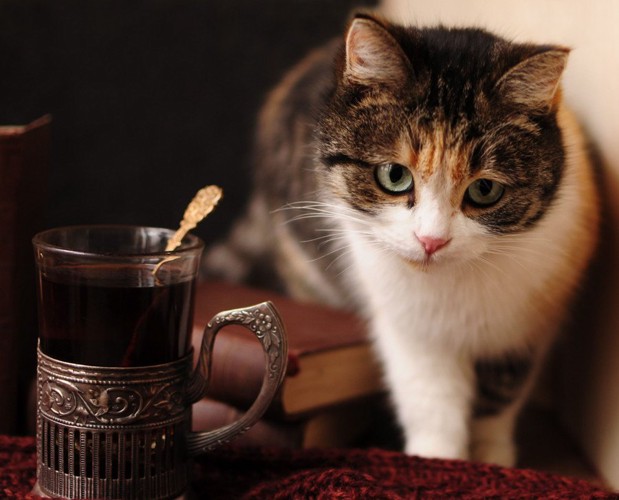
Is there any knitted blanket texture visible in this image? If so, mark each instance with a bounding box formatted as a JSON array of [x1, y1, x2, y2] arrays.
[[1, 435, 614, 499]]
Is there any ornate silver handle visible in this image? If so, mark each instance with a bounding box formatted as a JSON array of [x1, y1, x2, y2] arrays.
[[186, 301, 288, 454]]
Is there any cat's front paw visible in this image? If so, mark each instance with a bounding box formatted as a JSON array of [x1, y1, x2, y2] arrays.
[[405, 434, 469, 461], [470, 439, 516, 467]]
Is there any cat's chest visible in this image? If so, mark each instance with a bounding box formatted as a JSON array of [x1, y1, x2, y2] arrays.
[[347, 242, 550, 356]]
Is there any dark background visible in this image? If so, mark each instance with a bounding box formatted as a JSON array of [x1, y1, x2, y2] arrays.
[[0, 0, 376, 246], [0, 0, 377, 434]]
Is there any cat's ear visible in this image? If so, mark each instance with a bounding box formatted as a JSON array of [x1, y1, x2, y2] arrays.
[[343, 14, 412, 88], [496, 47, 570, 112]]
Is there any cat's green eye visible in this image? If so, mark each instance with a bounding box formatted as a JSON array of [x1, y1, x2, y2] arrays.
[[375, 164, 414, 194], [465, 179, 505, 207]]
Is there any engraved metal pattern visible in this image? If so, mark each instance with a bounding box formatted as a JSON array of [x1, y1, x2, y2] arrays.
[[38, 354, 188, 429], [216, 307, 284, 376], [36, 349, 191, 500]]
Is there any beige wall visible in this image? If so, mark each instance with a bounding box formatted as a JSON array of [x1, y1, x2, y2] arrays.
[[380, 0, 619, 488]]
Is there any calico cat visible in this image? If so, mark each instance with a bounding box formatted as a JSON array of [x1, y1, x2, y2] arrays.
[[205, 12, 599, 466]]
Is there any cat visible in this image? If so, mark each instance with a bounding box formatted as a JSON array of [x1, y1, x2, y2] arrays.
[[204, 12, 600, 466]]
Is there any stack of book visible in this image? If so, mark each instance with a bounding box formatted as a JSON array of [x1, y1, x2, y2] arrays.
[[190, 281, 386, 448]]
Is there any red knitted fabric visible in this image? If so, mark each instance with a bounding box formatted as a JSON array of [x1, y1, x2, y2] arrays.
[[1, 435, 615, 499]]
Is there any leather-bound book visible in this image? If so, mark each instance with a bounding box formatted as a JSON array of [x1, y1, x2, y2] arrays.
[[0, 116, 51, 434], [193, 281, 385, 419]]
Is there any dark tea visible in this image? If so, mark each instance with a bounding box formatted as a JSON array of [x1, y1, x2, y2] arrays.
[[37, 264, 195, 366]]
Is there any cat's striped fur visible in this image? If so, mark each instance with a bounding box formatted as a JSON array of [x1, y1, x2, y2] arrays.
[[205, 13, 599, 465]]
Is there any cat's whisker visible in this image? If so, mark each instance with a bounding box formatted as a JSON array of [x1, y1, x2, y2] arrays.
[[486, 234, 563, 254], [484, 253, 535, 275], [317, 229, 378, 251], [325, 247, 356, 272], [483, 247, 542, 264], [490, 242, 555, 254], [298, 234, 349, 246], [474, 254, 513, 281], [295, 212, 369, 226], [301, 227, 356, 238], [330, 239, 391, 277], [467, 259, 504, 295], [277, 200, 368, 219], [305, 241, 354, 264], [276, 203, 372, 228], [319, 235, 370, 254], [314, 228, 357, 234], [489, 243, 573, 262], [277, 200, 355, 212], [281, 213, 369, 228], [491, 234, 560, 250]]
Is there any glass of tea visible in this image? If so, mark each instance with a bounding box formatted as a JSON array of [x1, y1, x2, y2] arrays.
[[32, 225, 287, 500], [34, 225, 201, 367]]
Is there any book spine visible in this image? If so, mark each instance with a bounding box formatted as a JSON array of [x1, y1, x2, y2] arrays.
[[0, 115, 51, 434]]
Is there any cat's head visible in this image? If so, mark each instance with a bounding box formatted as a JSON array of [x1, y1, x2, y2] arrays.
[[317, 13, 569, 267]]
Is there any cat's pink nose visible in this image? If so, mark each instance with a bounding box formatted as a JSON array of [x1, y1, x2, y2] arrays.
[[416, 235, 450, 256]]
